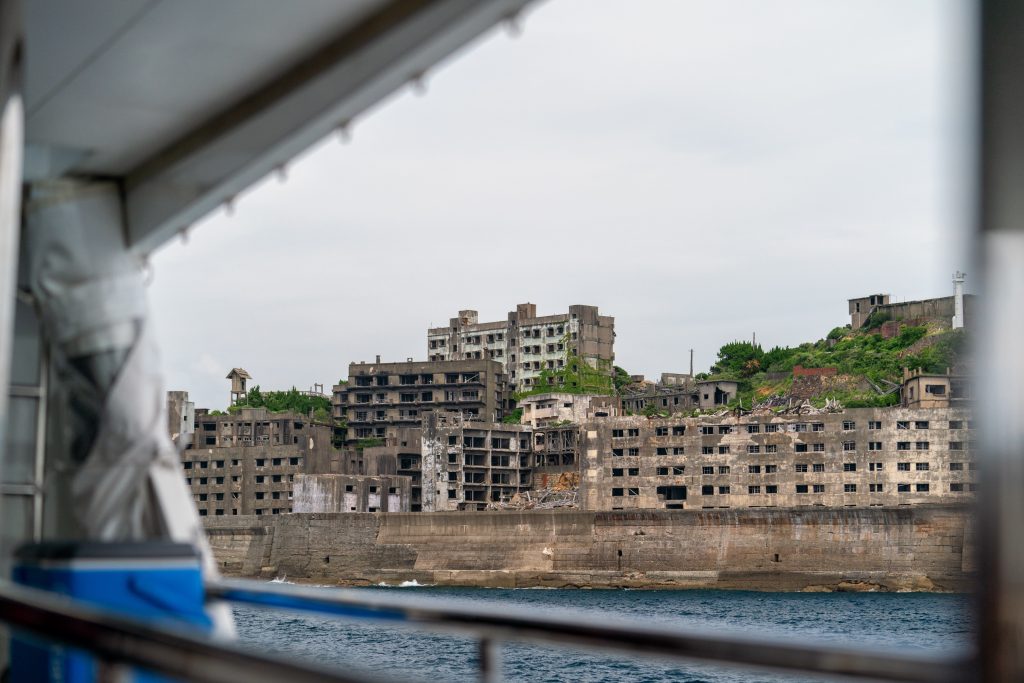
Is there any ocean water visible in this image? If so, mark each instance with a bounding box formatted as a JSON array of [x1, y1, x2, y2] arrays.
[[233, 587, 973, 682]]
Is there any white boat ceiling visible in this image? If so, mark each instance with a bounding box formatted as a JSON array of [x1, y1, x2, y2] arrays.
[[21, 0, 533, 253]]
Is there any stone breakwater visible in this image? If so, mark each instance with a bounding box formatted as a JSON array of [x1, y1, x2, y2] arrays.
[[203, 505, 974, 592]]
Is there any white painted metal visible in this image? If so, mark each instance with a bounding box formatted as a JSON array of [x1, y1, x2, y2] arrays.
[[0, 0, 22, 464], [0, 0, 23, 671], [21, 0, 536, 255], [977, 1, 1024, 680]]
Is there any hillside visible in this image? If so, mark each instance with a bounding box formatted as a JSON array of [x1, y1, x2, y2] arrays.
[[699, 321, 969, 409]]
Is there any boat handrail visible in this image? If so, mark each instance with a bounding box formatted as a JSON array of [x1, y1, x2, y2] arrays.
[[0, 575, 976, 683], [0, 579, 378, 683]]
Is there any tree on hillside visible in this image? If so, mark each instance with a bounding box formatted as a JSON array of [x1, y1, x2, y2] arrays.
[[711, 341, 763, 378]]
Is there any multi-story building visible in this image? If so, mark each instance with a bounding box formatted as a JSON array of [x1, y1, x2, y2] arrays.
[[334, 358, 510, 446], [180, 407, 339, 517], [580, 408, 975, 511], [426, 303, 615, 391], [420, 411, 533, 511], [531, 424, 579, 481], [359, 426, 425, 510]]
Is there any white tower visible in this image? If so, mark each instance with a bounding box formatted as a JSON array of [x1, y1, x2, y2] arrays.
[[952, 271, 966, 329]]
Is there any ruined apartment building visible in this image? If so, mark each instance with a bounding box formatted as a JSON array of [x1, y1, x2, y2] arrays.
[[580, 408, 975, 511], [531, 424, 579, 481], [358, 426, 425, 511], [620, 378, 740, 414], [420, 412, 533, 511], [334, 358, 510, 446], [360, 419, 581, 509], [180, 407, 338, 516], [620, 374, 699, 415], [426, 303, 615, 391]]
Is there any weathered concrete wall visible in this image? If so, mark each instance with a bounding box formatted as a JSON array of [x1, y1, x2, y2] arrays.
[[293, 474, 411, 513], [204, 505, 972, 592]]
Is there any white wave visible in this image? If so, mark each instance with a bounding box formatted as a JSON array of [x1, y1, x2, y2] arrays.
[[375, 580, 434, 588], [269, 575, 293, 584]]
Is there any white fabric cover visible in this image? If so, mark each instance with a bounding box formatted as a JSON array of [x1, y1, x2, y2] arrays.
[[24, 180, 233, 634]]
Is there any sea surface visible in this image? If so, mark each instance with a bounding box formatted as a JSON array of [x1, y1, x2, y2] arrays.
[[233, 586, 972, 683]]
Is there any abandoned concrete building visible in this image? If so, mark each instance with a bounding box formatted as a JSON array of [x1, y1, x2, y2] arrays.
[[620, 373, 700, 415], [531, 424, 579, 479], [180, 407, 339, 516], [354, 426, 425, 510], [420, 411, 533, 511], [618, 376, 740, 414], [901, 368, 973, 409], [167, 390, 195, 446], [426, 303, 615, 392], [848, 273, 975, 331], [518, 392, 617, 428], [292, 473, 411, 513], [697, 380, 740, 409], [333, 358, 511, 446], [579, 408, 975, 512]]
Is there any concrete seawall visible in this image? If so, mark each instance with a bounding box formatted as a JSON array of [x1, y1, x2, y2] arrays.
[[203, 505, 974, 591]]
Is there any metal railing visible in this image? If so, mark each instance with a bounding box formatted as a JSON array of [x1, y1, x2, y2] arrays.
[[0, 575, 977, 683], [0, 580, 372, 683]]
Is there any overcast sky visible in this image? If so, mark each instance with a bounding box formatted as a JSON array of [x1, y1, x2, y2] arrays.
[[148, 0, 974, 411]]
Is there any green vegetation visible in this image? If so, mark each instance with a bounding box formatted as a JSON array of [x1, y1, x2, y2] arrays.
[[514, 357, 615, 400], [502, 408, 524, 424], [702, 325, 967, 410], [231, 385, 333, 421], [862, 310, 891, 331], [207, 409, 225, 416], [355, 437, 384, 451], [641, 403, 668, 418], [613, 366, 632, 392]]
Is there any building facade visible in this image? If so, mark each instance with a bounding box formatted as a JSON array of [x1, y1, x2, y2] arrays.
[[334, 358, 510, 446], [292, 473, 411, 513], [901, 368, 973, 409], [420, 412, 533, 511], [580, 408, 975, 511], [167, 390, 195, 447], [848, 294, 891, 330], [519, 392, 617, 427], [620, 374, 700, 415], [426, 303, 615, 391], [531, 424, 579, 480], [848, 291, 975, 331], [181, 407, 338, 517]]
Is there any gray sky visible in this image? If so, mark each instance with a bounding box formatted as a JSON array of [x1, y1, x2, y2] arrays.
[[148, 0, 974, 411]]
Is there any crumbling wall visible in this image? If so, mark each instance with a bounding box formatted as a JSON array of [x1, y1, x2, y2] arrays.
[[420, 414, 446, 512]]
